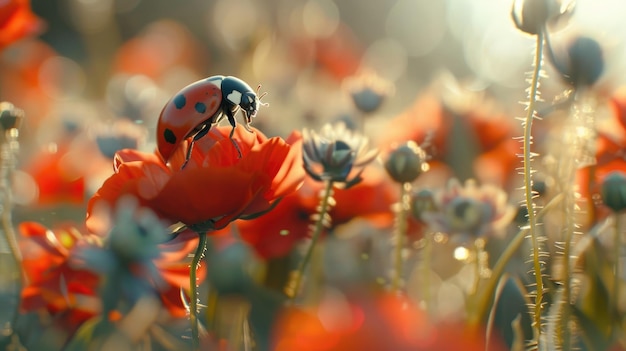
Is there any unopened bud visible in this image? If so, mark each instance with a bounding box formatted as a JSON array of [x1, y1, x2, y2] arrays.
[[601, 172, 626, 213], [384, 141, 428, 183]]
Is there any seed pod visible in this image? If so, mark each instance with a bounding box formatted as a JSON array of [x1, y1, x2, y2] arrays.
[[601, 172, 626, 213], [384, 141, 428, 184], [548, 35, 604, 88]]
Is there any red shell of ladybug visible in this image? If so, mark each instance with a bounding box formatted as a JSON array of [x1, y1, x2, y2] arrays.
[[156, 78, 223, 162]]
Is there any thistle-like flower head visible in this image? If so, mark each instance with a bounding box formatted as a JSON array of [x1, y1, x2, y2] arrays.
[[421, 179, 515, 242], [302, 122, 378, 188]]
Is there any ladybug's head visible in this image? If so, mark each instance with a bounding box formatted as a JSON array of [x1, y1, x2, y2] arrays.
[[223, 76, 268, 132], [239, 91, 260, 127]]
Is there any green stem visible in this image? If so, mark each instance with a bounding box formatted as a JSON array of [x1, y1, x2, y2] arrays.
[[0, 130, 22, 274], [289, 179, 334, 302], [523, 31, 545, 344], [190, 234, 207, 350], [469, 193, 563, 326], [0, 129, 23, 338], [471, 240, 485, 296], [392, 182, 411, 292]]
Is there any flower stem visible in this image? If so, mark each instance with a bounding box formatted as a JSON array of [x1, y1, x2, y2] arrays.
[[392, 182, 411, 292], [559, 184, 578, 350], [471, 239, 486, 296], [289, 179, 334, 302], [0, 129, 22, 273], [0, 128, 22, 340], [523, 31, 545, 344], [469, 193, 563, 326], [190, 233, 207, 350]]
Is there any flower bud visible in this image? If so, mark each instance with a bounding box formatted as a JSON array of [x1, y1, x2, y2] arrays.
[[384, 141, 428, 183], [410, 189, 437, 221], [343, 72, 394, 114], [0, 102, 23, 130], [511, 0, 574, 35], [514, 205, 529, 225], [445, 197, 491, 235], [601, 172, 626, 213], [548, 35, 604, 88]]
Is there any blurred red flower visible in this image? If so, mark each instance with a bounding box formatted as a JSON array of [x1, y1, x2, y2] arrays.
[[22, 140, 86, 207], [0, 40, 57, 128], [290, 24, 362, 81], [271, 292, 506, 351], [305, 167, 397, 228], [228, 165, 398, 259], [376, 83, 520, 189], [112, 19, 207, 82], [19, 221, 205, 321], [0, 0, 42, 51], [86, 126, 304, 235], [19, 222, 101, 327], [576, 87, 626, 224]]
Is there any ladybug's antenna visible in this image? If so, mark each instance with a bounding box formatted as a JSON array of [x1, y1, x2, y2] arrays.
[[256, 85, 269, 106]]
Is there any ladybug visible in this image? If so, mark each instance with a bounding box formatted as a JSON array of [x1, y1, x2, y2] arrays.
[[156, 75, 267, 167]]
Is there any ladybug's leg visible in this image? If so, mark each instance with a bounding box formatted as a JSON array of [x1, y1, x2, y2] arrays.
[[225, 109, 243, 158], [181, 123, 212, 169]]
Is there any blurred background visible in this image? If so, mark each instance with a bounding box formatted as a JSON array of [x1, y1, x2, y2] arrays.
[[3, 0, 626, 223]]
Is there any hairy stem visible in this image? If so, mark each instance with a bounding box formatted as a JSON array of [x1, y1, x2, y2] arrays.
[[559, 182, 578, 350], [0, 128, 22, 340], [392, 182, 411, 292], [523, 31, 545, 344], [190, 233, 207, 350], [288, 179, 334, 302], [0, 129, 21, 273], [471, 239, 486, 296], [469, 193, 563, 326]]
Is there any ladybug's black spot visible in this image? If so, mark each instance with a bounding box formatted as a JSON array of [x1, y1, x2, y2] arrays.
[[164, 129, 177, 144], [173, 94, 186, 109], [195, 102, 207, 114]]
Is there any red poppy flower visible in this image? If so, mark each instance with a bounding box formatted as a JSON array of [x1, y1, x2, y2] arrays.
[[0, 0, 43, 51], [86, 126, 304, 235], [271, 292, 506, 351], [234, 191, 309, 259]]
